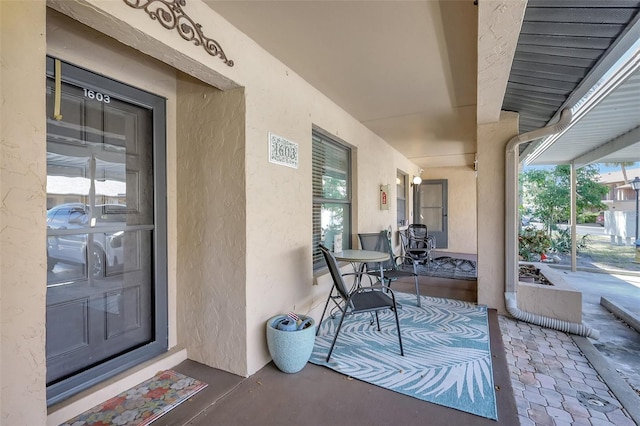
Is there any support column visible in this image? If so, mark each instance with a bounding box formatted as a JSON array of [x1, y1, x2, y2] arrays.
[[570, 163, 577, 271], [1, 1, 48, 424], [477, 112, 519, 314]]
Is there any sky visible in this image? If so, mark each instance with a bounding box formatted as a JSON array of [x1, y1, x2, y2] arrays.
[[524, 162, 640, 173], [597, 162, 640, 172]]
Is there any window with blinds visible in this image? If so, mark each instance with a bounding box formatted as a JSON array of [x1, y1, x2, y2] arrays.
[[397, 171, 407, 225], [312, 129, 351, 268]]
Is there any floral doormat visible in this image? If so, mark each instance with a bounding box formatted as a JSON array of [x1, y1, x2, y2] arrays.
[[61, 370, 207, 426]]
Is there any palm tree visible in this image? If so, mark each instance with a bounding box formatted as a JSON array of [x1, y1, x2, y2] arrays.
[[604, 162, 636, 183]]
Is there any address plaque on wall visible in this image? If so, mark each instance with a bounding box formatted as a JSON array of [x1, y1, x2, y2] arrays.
[[269, 132, 299, 169]]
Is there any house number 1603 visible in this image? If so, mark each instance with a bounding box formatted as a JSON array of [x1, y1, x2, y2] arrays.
[[83, 88, 111, 103]]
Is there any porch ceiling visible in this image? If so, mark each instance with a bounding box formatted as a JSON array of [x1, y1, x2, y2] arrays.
[[509, 0, 640, 168], [205, 1, 640, 170], [205, 0, 478, 169], [525, 65, 640, 167]]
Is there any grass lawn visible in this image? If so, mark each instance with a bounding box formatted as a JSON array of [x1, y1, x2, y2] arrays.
[[573, 234, 640, 272]]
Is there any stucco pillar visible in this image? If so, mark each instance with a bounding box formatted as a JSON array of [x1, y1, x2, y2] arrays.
[[476, 111, 519, 314], [477, 0, 527, 125], [176, 75, 247, 376], [0, 1, 48, 424]]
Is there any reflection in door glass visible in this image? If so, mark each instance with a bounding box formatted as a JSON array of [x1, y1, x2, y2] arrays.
[[45, 68, 155, 386], [414, 179, 448, 248]]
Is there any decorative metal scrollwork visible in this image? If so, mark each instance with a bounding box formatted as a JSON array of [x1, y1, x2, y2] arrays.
[[123, 0, 234, 67]]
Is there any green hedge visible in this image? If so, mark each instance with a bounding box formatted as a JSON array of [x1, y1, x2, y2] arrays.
[[578, 212, 598, 224]]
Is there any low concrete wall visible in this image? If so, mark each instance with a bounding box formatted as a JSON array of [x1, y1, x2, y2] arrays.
[[517, 263, 582, 324], [605, 210, 637, 246]]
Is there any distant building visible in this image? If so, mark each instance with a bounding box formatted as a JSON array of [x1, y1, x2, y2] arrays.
[[597, 167, 640, 245], [597, 167, 640, 208]]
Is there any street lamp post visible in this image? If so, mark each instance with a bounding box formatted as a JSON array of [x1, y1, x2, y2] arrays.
[[631, 176, 640, 263]]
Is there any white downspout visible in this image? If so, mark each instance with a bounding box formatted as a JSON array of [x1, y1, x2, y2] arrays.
[[504, 108, 600, 339]]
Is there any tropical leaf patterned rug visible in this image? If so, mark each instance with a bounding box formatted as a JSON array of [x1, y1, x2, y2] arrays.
[[309, 293, 497, 420], [60, 370, 207, 426]]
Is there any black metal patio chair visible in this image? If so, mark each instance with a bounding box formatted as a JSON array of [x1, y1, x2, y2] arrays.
[[406, 224, 436, 264], [358, 231, 423, 307], [317, 244, 404, 362], [400, 225, 437, 281]]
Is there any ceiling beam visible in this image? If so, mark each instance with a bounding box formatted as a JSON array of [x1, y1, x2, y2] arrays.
[[574, 125, 640, 168]]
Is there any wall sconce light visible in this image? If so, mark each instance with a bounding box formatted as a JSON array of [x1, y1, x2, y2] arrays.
[[412, 169, 424, 186]]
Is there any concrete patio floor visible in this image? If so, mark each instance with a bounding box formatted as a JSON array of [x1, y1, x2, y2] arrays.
[[59, 269, 640, 425], [153, 305, 520, 426], [563, 268, 640, 395], [151, 270, 640, 426], [162, 270, 640, 425]]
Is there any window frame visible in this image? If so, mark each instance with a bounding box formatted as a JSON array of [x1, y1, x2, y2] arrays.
[[397, 170, 408, 226], [312, 127, 352, 270]]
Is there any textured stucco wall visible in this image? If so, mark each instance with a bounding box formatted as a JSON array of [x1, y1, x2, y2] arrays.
[[422, 166, 478, 254], [242, 90, 419, 374], [475, 0, 524, 315], [44, 0, 420, 376], [517, 264, 582, 324], [176, 76, 247, 375], [356, 141, 420, 234], [477, 0, 527, 124], [476, 111, 519, 314], [241, 78, 419, 373], [44, 0, 419, 383], [1, 1, 48, 424], [2, 0, 463, 422]]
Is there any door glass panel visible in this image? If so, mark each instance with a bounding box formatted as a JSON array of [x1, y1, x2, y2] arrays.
[[419, 184, 443, 232], [45, 71, 155, 385], [422, 208, 443, 232], [415, 180, 448, 248]]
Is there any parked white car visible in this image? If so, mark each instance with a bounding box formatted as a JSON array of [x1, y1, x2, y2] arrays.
[[47, 203, 126, 277]]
